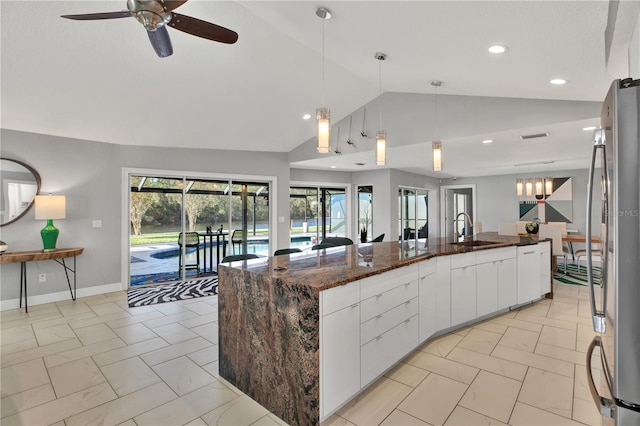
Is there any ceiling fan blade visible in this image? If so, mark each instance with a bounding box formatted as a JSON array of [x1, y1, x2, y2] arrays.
[[169, 13, 238, 44], [162, 1, 189, 12], [147, 26, 173, 58], [61, 11, 132, 20]]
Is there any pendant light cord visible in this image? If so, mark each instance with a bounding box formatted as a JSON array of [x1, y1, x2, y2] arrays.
[[435, 84, 439, 138], [322, 17, 325, 106], [379, 57, 382, 128]]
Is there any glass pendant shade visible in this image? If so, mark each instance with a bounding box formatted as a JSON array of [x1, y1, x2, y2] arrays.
[[316, 107, 331, 153], [375, 130, 387, 165], [516, 179, 523, 196], [535, 178, 543, 196], [525, 180, 533, 196], [432, 140, 442, 171], [545, 177, 553, 195]]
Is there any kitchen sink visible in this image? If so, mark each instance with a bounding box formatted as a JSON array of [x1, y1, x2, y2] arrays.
[[450, 240, 500, 247]]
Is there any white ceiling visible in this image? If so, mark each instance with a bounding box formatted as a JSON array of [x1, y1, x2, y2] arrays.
[[1, 1, 636, 178]]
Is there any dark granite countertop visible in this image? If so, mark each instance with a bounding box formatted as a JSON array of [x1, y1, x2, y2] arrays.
[[218, 232, 542, 292]]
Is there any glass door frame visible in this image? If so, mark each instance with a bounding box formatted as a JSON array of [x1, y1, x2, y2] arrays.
[[398, 186, 430, 245], [439, 184, 477, 240], [121, 167, 277, 290]]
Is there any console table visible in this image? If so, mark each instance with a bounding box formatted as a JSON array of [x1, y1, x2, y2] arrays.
[[0, 247, 84, 312]]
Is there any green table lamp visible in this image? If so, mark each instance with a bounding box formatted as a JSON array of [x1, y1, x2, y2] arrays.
[[34, 194, 66, 252]]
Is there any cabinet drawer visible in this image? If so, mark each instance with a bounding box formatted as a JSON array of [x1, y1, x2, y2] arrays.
[[321, 280, 360, 316], [475, 246, 516, 264], [450, 252, 476, 269], [361, 280, 419, 322], [361, 297, 418, 345], [419, 258, 437, 277], [360, 263, 419, 300], [361, 314, 419, 387]]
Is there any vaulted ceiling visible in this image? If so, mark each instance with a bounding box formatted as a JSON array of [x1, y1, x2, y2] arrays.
[[2, 1, 638, 177]]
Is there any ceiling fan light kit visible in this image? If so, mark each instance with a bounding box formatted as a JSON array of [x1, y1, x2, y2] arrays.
[[61, 0, 238, 58]]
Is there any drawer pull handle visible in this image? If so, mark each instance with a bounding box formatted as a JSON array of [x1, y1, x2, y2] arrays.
[[376, 335, 383, 341], [376, 314, 383, 320]]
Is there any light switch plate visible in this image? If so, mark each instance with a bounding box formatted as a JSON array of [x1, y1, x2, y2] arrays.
[[92, 220, 102, 228]]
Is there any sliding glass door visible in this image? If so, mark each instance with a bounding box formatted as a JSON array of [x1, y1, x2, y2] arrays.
[[128, 174, 270, 287], [290, 186, 347, 246], [398, 187, 429, 244]]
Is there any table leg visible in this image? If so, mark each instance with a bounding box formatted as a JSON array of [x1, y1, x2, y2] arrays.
[[56, 257, 77, 301], [20, 261, 27, 312]]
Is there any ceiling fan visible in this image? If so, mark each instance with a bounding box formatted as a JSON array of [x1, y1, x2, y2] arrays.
[[61, 0, 238, 58]]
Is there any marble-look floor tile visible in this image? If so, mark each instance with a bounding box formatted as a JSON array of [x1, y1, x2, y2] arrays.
[[572, 396, 603, 425], [152, 356, 217, 396], [0, 382, 117, 425], [201, 394, 269, 425], [515, 313, 577, 331], [150, 322, 199, 344], [517, 367, 574, 418], [48, 357, 106, 397], [73, 323, 119, 345], [534, 342, 587, 366], [57, 301, 94, 317], [397, 373, 468, 426], [33, 323, 76, 347], [384, 362, 430, 388], [458, 370, 522, 423], [338, 377, 413, 426], [508, 402, 583, 425], [190, 322, 218, 344], [252, 413, 290, 425], [456, 329, 502, 355], [1, 324, 36, 347], [491, 345, 574, 377], [0, 383, 56, 418], [142, 311, 199, 330], [497, 327, 539, 352], [472, 320, 508, 335], [1, 358, 50, 396], [538, 325, 577, 350], [43, 337, 126, 368], [446, 347, 527, 381], [106, 310, 166, 328], [488, 316, 543, 333], [1, 338, 82, 368], [133, 381, 239, 426], [444, 405, 508, 425], [178, 312, 217, 329], [112, 322, 159, 345], [101, 356, 162, 396], [64, 381, 177, 426], [140, 337, 213, 366], [320, 414, 356, 426], [68, 310, 131, 330], [182, 301, 217, 316], [405, 350, 479, 384], [380, 409, 431, 425], [187, 344, 218, 366], [93, 337, 169, 367], [417, 333, 464, 358], [89, 301, 129, 316]]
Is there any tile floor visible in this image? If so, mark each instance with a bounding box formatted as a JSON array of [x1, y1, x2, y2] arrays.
[[1, 280, 603, 425]]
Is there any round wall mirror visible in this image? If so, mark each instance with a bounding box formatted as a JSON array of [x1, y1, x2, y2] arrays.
[[0, 158, 41, 226]]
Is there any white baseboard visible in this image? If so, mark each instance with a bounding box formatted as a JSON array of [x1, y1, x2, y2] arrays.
[[0, 282, 124, 311]]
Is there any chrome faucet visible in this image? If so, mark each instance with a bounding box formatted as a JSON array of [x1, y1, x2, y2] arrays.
[[455, 212, 474, 240]]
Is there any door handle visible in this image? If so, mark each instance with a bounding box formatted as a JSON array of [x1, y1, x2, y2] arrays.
[[586, 336, 615, 418]]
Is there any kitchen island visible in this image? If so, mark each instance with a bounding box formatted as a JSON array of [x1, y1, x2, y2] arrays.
[[218, 232, 550, 425]]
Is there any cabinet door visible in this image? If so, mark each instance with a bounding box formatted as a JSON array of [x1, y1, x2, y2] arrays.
[[517, 246, 541, 304], [321, 303, 360, 417], [451, 265, 477, 326], [539, 241, 551, 295], [419, 269, 437, 342], [497, 258, 517, 309], [435, 256, 451, 330], [476, 261, 498, 318]]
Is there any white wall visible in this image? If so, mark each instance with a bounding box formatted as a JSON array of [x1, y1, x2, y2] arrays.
[[630, 10, 640, 78]]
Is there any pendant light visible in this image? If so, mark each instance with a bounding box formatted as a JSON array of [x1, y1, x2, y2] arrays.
[[374, 52, 387, 165], [526, 179, 533, 196], [516, 178, 523, 196], [545, 177, 553, 195], [316, 7, 332, 153], [431, 81, 443, 171]]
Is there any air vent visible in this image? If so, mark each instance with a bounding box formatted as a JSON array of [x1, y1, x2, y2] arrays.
[[520, 132, 549, 140]]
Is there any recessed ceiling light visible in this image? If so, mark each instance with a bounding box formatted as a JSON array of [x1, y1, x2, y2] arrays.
[[488, 45, 507, 54], [582, 126, 597, 131], [302, 113, 311, 120], [482, 139, 493, 144], [330, 165, 337, 169], [550, 78, 568, 85]]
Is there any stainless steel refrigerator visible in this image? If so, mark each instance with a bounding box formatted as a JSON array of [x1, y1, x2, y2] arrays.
[[586, 78, 640, 426]]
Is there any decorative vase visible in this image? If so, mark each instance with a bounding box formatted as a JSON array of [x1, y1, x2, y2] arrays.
[[525, 222, 539, 235], [360, 231, 368, 243]]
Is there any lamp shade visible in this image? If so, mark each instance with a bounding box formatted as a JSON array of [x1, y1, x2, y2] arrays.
[[432, 140, 442, 171], [545, 177, 553, 195], [316, 107, 331, 153], [376, 130, 387, 165], [35, 195, 66, 220], [525, 180, 533, 196], [516, 179, 523, 196]]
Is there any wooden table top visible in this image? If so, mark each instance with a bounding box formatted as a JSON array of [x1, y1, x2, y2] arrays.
[[562, 235, 601, 243], [0, 247, 84, 264]]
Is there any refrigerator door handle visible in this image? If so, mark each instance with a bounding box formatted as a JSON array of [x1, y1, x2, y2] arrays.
[[586, 336, 616, 418], [586, 129, 607, 333]]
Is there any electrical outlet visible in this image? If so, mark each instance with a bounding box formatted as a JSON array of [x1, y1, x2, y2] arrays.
[[39, 273, 46, 283]]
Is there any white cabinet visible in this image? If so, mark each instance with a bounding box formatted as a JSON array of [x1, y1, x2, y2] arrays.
[[418, 258, 437, 341], [476, 261, 498, 318], [435, 256, 452, 330], [497, 257, 517, 309], [517, 245, 541, 304], [451, 264, 477, 326], [539, 241, 551, 296], [320, 281, 360, 417]]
